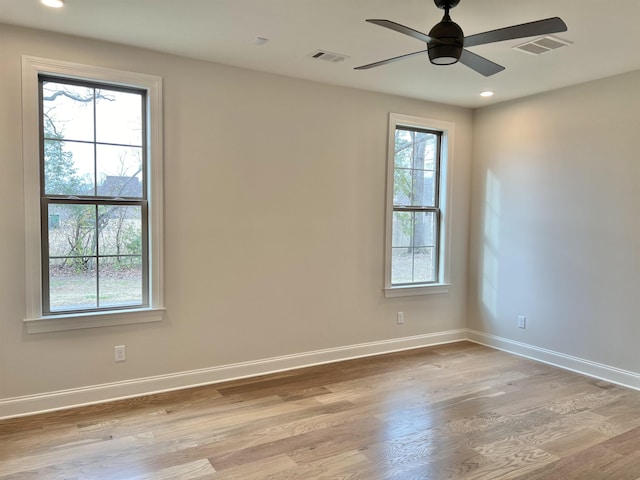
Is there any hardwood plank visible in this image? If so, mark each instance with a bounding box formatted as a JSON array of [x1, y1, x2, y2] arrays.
[[510, 445, 623, 480], [209, 415, 380, 470], [540, 428, 609, 457], [204, 454, 297, 480], [128, 459, 215, 480]]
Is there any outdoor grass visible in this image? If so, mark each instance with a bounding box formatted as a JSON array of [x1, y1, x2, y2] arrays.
[[50, 269, 142, 310]]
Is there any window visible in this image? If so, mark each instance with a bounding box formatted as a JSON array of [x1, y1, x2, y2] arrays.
[[384, 114, 453, 297], [41, 78, 147, 314], [22, 57, 164, 332]]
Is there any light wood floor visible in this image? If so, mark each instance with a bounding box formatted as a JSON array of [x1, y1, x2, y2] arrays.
[[2, 342, 640, 479]]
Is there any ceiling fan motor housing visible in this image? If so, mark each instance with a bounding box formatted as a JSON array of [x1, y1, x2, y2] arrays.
[[428, 17, 464, 65], [434, 0, 460, 9]]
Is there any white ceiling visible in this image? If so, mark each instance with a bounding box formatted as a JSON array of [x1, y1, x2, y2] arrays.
[[2, 0, 639, 108]]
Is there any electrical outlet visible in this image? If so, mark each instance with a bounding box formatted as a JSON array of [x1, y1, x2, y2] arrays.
[[518, 315, 527, 329], [114, 345, 126, 362], [397, 312, 404, 325]]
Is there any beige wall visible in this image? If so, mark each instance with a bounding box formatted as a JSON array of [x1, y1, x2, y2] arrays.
[[0, 24, 472, 408], [469, 71, 640, 373]]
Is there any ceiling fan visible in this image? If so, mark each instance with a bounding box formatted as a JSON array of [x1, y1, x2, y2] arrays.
[[355, 0, 568, 76]]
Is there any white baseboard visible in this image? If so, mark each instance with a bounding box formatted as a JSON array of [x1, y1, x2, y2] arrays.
[[0, 329, 466, 419], [467, 329, 640, 391]]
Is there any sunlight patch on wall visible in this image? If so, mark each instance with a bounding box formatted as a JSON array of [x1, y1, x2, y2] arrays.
[[481, 170, 501, 318]]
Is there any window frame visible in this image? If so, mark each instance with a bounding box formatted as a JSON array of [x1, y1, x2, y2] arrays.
[[384, 113, 454, 298], [22, 56, 165, 333]]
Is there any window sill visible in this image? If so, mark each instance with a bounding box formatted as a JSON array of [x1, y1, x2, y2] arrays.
[[24, 307, 166, 334], [384, 284, 451, 298]]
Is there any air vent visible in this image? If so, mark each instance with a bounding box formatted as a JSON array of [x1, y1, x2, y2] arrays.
[[513, 35, 572, 55], [309, 50, 349, 63]]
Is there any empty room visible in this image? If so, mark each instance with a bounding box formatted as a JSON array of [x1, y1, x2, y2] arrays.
[[1, 0, 639, 478]]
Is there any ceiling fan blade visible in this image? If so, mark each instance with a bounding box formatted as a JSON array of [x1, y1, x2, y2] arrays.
[[355, 49, 429, 70], [464, 17, 567, 48], [458, 49, 505, 76], [366, 19, 433, 44]]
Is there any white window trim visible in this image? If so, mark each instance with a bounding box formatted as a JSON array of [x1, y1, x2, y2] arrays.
[[21, 56, 165, 333], [384, 113, 454, 298]]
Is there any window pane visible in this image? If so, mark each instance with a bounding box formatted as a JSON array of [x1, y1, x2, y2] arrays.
[[48, 204, 96, 257], [393, 211, 436, 249], [411, 170, 436, 207], [49, 258, 97, 311], [413, 247, 436, 283], [413, 211, 437, 248], [95, 89, 143, 146], [99, 256, 143, 307], [394, 130, 413, 168], [44, 140, 95, 195], [393, 169, 412, 205], [42, 81, 94, 142], [412, 131, 437, 171], [393, 128, 439, 209], [391, 211, 437, 284], [391, 247, 436, 284], [392, 211, 413, 248], [391, 248, 414, 284], [395, 129, 438, 170], [98, 205, 142, 256], [96, 145, 143, 197]]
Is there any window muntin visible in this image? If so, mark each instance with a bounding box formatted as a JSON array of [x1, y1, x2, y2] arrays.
[[39, 77, 148, 315], [391, 126, 442, 286]]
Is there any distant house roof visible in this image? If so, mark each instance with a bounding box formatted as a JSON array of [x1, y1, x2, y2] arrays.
[[97, 176, 142, 197]]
